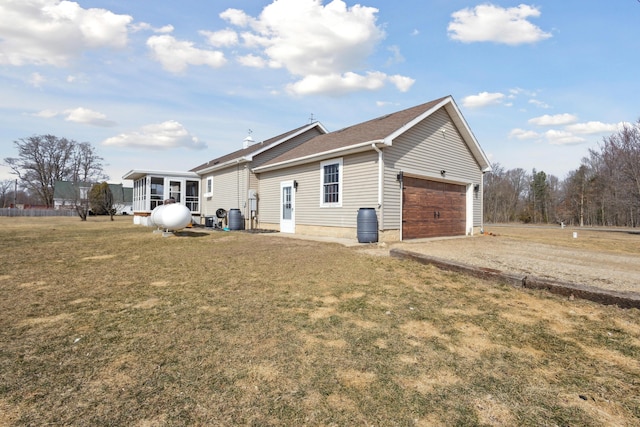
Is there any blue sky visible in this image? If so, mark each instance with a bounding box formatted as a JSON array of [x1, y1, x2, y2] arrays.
[[1, 0, 638, 184]]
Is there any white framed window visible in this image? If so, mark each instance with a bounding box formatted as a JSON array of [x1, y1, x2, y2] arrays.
[[320, 158, 342, 207], [150, 177, 164, 209], [169, 180, 181, 203], [79, 187, 89, 200], [204, 176, 213, 197]]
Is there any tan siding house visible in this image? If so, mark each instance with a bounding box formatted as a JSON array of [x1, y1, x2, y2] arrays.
[[253, 96, 491, 241], [124, 95, 489, 241], [189, 122, 326, 228]]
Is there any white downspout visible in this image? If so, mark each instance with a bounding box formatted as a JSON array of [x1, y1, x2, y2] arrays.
[[371, 144, 383, 206], [372, 143, 383, 233]]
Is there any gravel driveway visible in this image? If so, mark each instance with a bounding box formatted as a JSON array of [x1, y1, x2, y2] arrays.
[[391, 235, 640, 294]]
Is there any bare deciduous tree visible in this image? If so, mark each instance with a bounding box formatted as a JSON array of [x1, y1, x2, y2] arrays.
[[487, 120, 640, 228], [4, 135, 107, 219], [0, 179, 15, 208]]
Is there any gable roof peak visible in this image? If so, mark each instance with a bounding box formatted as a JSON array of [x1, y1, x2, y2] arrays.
[[190, 121, 327, 174], [254, 95, 490, 173]]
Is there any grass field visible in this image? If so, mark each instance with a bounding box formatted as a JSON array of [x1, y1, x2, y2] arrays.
[[1, 217, 639, 426]]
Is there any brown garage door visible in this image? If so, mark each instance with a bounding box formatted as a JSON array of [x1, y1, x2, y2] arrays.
[[402, 177, 466, 239]]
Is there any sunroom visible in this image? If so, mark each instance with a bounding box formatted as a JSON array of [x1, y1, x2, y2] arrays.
[[123, 170, 201, 224]]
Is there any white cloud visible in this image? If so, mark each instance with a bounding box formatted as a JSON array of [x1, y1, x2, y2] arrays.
[[286, 72, 387, 96], [388, 75, 415, 92], [565, 121, 620, 134], [0, 0, 132, 66], [29, 72, 46, 87], [545, 130, 585, 146], [508, 87, 538, 98], [462, 92, 505, 108], [64, 107, 116, 127], [146, 35, 226, 73], [529, 113, 578, 126], [237, 54, 267, 68], [219, 8, 253, 27], [102, 120, 207, 150], [33, 109, 58, 118], [200, 29, 239, 47], [220, 0, 413, 96], [386, 45, 405, 65], [529, 99, 551, 109], [130, 22, 174, 34], [509, 128, 539, 140], [448, 4, 551, 45], [31, 107, 116, 127], [285, 72, 414, 96]]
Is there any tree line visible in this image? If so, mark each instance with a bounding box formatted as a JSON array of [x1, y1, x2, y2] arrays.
[[3, 123, 639, 227], [2, 135, 114, 220], [484, 120, 640, 227]]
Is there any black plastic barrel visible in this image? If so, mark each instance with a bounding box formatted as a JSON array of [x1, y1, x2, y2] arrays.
[[357, 208, 378, 243], [228, 209, 244, 230]]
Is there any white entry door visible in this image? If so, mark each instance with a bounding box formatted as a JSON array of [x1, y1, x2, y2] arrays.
[[280, 181, 295, 233]]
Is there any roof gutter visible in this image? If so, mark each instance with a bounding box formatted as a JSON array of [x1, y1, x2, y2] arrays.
[[122, 169, 199, 181], [193, 156, 252, 175], [253, 139, 385, 173]]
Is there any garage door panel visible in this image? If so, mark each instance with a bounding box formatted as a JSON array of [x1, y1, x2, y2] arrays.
[[402, 177, 466, 239]]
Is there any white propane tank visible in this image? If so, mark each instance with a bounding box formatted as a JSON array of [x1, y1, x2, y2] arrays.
[[149, 204, 191, 231], [150, 204, 166, 227], [161, 204, 192, 230]]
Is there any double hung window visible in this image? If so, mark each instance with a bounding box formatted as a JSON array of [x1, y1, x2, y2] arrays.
[[320, 158, 342, 207], [204, 177, 213, 197]]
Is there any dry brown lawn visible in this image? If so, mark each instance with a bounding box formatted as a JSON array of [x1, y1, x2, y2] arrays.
[[1, 217, 639, 426]]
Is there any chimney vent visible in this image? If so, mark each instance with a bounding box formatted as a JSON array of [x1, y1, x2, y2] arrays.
[[243, 129, 254, 149]]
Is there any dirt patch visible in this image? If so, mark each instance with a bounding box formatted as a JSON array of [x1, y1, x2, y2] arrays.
[[82, 254, 116, 261], [391, 227, 640, 295]]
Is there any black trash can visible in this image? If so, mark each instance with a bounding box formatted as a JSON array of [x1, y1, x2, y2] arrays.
[[228, 209, 244, 230], [205, 216, 215, 228], [357, 208, 378, 243]]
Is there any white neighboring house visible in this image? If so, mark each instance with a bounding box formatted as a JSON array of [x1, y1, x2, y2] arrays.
[[110, 184, 133, 215], [53, 180, 92, 211]]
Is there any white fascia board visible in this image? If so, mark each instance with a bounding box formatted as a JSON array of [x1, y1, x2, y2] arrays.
[[444, 100, 492, 172], [194, 156, 251, 175], [384, 96, 452, 144], [253, 139, 385, 173], [123, 169, 200, 181], [249, 122, 330, 160], [197, 122, 329, 176]]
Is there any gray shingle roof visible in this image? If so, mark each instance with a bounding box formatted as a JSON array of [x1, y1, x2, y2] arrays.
[[258, 96, 449, 167], [190, 123, 322, 173]]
